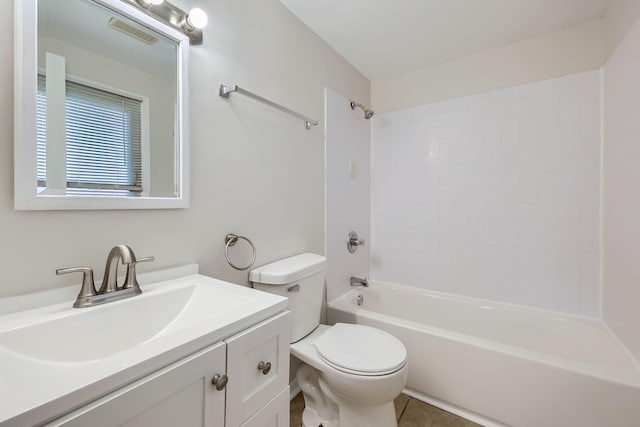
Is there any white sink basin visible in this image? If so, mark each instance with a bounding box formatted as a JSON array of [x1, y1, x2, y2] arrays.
[[1, 282, 220, 362], [0, 265, 288, 427], [1, 286, 189, 362]]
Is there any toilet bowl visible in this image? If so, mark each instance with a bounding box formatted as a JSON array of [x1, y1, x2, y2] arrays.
[[292, 324, 408, 427], [250, 253, 408, 427]]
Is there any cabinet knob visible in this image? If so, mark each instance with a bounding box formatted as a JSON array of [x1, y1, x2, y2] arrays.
[[211, 374, 228, 390], [257, 361, 272, 375]]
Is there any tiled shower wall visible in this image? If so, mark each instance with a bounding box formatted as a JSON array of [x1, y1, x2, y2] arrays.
[[371, 70, 601, 316]]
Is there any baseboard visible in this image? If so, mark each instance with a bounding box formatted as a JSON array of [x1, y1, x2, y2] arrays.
[[403, 388, 506, 427]]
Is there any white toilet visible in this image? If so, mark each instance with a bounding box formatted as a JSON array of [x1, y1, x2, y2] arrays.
[[250, 253, 408, 427]]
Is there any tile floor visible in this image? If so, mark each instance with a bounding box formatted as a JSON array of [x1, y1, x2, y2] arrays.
[[290, 392, 482, 427]]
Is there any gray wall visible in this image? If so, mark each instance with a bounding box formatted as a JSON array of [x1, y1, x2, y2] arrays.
[[603, 13, 640, 362], [0, 0, 369, 298], [605, 0, 640, 59]]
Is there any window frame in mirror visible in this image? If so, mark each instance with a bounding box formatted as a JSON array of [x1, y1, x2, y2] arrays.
[[14, 0, 190, 210]]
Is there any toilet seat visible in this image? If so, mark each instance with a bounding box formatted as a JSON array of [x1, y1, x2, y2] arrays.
[[313, 323, 406, 376]]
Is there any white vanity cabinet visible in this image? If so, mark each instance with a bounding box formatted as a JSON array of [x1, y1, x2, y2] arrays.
[[45, 342, 227, 427], [45, 311, 290, 427]]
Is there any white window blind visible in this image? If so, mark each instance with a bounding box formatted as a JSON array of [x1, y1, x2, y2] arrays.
[[37, 75, 143, 196], [36, 76, 47, 184]]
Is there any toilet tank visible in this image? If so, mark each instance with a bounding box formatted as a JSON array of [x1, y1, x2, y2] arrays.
[[249, 253, 326, 343]]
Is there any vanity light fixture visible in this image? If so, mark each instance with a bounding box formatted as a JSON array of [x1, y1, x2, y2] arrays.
[[126, 0, 208, 45], [136, 0, 163, 8]]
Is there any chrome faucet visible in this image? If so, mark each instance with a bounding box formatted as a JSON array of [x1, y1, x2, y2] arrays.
[[347, 231, 365, 253], [350, 276, 369, 287], [57, 245, 154, 308], [100, 245, 136, 294]]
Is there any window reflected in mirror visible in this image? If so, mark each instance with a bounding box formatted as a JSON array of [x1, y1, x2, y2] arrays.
[[37, 75, 147, 196]]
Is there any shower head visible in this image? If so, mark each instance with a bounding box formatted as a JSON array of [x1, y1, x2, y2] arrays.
[[350, 101, 374, 119]]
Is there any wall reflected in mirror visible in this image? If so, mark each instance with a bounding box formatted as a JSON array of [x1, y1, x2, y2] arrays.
[[37, 0, 180, 198]]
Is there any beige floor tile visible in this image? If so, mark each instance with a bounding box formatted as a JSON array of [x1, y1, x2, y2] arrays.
[[290, 393, 305, 427], [398, 399, 482, 427], [394, 394, 410, 421]]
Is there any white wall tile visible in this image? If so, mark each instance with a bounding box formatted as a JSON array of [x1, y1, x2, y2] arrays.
[[372, 70, 602, 316]]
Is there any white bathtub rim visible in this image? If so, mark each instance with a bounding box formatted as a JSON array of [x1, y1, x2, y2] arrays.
[[328, 288, 640, 389], [365, 279, 600, 322], [331, 298, 640, 388], [402, 387, 507, 427]]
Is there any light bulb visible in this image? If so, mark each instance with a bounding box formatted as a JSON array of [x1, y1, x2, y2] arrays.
[[185, 7, 208, 30]]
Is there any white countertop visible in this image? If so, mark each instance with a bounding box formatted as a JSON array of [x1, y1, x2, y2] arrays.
[[0, 266, 288, 426]]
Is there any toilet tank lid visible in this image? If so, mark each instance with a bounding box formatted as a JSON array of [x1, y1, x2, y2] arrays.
[[249, 253, 326, 285]]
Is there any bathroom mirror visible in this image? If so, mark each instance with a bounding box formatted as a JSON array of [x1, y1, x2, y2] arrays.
[[14, 0, 189, 210]]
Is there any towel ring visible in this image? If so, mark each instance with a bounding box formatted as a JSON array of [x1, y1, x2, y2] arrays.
[[224, 234, 256, 271]]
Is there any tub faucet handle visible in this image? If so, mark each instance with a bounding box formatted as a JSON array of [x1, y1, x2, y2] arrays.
[[348, 231, 365, 253]]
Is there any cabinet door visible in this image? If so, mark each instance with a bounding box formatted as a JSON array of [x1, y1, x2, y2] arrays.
[[46, 343, 227, 427], [225, 311, 290, 427], [240, 387, 290, 427]]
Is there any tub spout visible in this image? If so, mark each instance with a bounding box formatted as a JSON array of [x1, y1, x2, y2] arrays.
[[350, 276, 369, 287]]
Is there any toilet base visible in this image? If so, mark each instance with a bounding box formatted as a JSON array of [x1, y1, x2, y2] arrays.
[[301, 407, 339, 427], [297, 363, 400, 427], [333, 401, 398, 427]]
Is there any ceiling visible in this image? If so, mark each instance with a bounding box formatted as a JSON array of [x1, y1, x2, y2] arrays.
[[280, 0, 613, 79]]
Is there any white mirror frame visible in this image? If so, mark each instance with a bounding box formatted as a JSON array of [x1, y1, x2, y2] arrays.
[[14, 0, 190, 210]]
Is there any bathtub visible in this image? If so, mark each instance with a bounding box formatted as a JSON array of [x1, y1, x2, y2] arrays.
[[327, 281, 640, 427]]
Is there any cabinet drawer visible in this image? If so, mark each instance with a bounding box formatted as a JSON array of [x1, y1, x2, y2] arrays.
[[225, 311, 290, 427], [240, 386, 290, 427]]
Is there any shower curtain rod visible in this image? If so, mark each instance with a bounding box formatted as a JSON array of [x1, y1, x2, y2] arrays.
[[219, 84, 319, 130]]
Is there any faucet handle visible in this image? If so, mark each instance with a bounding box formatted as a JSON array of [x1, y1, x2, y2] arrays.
[[348, 231, 366, 253], [121, 256, 155, 292], [56, 267, 97, 308]]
